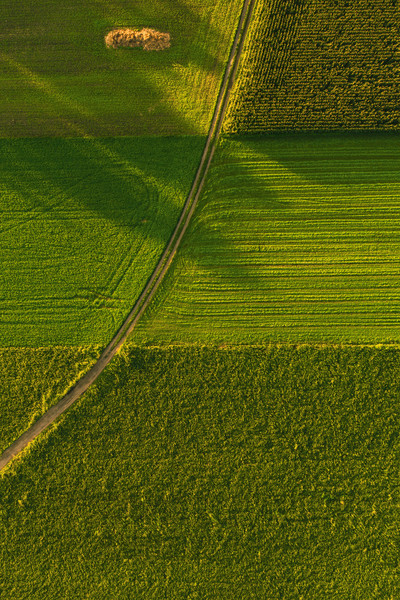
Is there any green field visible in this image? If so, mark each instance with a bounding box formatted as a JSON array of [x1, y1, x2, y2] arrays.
[[135, 133, 400, 344], [0, 136, 205, 346], [0, 347, 99, 455], [0, 0, 246, 347], [225, 0, 400, 133], [2, 345, 400, 598], [3, 1, 400, 597], [1, 0, 243, 137]]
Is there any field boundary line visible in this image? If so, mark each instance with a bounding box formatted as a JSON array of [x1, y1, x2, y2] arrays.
[[0, 0, 256, 472]]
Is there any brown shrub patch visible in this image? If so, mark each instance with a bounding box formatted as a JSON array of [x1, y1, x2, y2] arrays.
[[105, 28, 171, 51]]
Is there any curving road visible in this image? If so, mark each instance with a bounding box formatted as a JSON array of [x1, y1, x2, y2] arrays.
[[0, 0, 256, 472]]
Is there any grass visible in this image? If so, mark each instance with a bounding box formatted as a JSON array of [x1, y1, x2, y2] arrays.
[[135, 133, 400, 345], [0, 136, 204, 346], [0, 0, 243, 137], [1, 344, 400, 598], [225, 0, 400, 133], [0, 346, 100, 455]]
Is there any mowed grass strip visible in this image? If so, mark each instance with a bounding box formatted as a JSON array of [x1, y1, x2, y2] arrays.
[[0, 136, 204, 346], [0, 0, 243, 137], [0, 347, 100, 455], [225, 0, 400, 133], [1, 345, 400, 598], [135, 134, 400, 344]]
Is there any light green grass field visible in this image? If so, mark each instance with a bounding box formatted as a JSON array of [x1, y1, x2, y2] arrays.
[[0, 136, 204, 345], [0, 0, 242, 137], [2, 345, 400, 599], [135, 133, 400, 344], [0, 0, 244, 347]]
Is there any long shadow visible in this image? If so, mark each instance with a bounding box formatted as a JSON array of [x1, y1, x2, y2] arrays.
[[237, 132, 400, 186], [0, 0, 248, 354], [0, 136, 205, 237], [134, 145, 287, 337], [134, 131, 400, 342], [0, 0, 229, 136], [0, 52, 204, 136], [0, 0, 243, 259], [0, 134, 205, 340]]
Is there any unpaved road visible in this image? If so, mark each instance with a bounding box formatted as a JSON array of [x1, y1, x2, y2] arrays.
[[0, 0, 256, 472]]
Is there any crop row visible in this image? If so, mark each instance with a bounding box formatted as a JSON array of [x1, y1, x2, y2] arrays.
[[136, 133, 400, 344], [225, 0, 400, 132]]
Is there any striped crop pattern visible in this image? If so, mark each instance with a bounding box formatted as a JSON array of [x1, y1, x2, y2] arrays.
[[137, 134, 400, 344]]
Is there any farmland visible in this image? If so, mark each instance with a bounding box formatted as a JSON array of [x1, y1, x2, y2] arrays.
[[2, 0, 400, 597], [225, 0, 400, 133], [0, 0, 243, 137], [0, 347, 99, 455], [2, 345, 400, 598], [135, 133, 400, 345], [0, 0, 247, 348], [0, 136, 206, 346]]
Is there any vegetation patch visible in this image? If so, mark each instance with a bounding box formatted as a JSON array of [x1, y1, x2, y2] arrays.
[[0, 347, 100, 455], [0, 0, 243, 137], [1, 345, 400, 598], [0, 136, 204, 346], [135, 133, 400, 345], [226, 0, 400, 133], [105, 28, 171, 51]]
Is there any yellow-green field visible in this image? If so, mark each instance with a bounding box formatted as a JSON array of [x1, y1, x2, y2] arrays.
[[0, 136, 204, 345], [2, 345, 400, 599], [0, 347, 100, 455], [1, 0, 243, 137], [0, 0, 243, 346], [3, 1, 400, 598], [136, 133, 400, 344]]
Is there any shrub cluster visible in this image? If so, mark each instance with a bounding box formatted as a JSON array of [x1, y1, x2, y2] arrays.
[[105, 28, 171, 51]]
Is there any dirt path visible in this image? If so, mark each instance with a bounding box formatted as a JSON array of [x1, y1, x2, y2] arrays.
[[0, 0, 256, 472]]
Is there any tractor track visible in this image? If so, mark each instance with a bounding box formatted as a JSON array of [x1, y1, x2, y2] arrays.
[[0, 0, 256, 472]]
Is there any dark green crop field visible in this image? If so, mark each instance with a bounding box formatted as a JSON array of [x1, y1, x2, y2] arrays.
[[226, 0, 400, 133], [0, 0, 242, 137], [0, 136, 205, 346], [135, 133, 400, 345], [2, 345, 400, 599]]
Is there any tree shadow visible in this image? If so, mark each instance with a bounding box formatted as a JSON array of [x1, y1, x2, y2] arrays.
[[0, 134, 205, 325], [0, 0, 241, 335], [133, 132, 400, 343], [133, 151, 290, 340], [0, 0, 229, 137], [0, 135, 204, 237], [236, 132, 400, 186]]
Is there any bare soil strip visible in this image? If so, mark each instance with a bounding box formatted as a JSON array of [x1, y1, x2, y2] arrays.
[[0, 0, 256, 472]]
